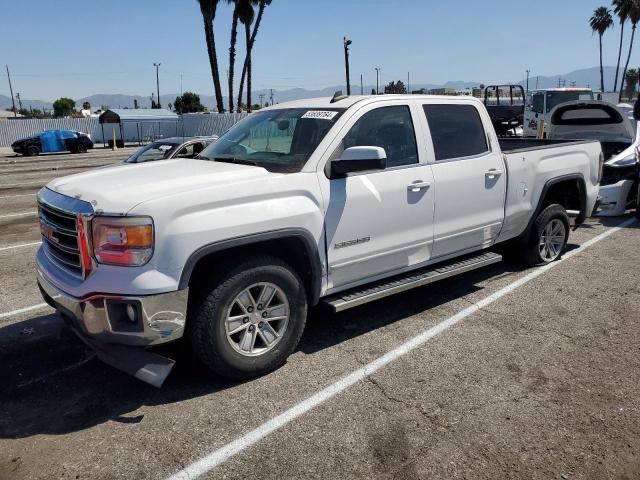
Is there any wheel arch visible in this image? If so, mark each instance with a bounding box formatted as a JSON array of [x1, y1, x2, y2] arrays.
[[179, 228, 323, 305], [527, 174, 587, 234]]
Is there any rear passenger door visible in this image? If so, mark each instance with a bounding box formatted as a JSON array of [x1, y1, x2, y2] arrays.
[[422, 102, 506, 258]]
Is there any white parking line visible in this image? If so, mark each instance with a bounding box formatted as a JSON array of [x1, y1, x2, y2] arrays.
[[0, 211, 37, 219], [0, 193, 37, 199], [0, 180, 45, 188], [0, 241, 41, 252], [0, 303, 50, 320], [165, 217, 636, 480]]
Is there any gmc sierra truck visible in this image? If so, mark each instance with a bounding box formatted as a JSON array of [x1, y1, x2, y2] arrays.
[[36, 94, 602, 387]]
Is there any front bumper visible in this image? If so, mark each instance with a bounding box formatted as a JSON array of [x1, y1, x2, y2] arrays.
[[596, 180, 636, 217], [37, 268, 189, 347]]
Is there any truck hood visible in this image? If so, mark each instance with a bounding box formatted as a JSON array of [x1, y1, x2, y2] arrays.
[[47, 158, 271, 214]]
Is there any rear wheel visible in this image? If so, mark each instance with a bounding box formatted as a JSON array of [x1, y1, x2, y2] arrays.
[[188, 255, 308, 379], [521, 204, 570, 266], [75, 143, 87, 154], [26, 145, 40, 156], [635, 183, 640, 219]]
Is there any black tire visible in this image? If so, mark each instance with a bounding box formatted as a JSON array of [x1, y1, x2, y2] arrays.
[[188, 255, 308, 379], [521, 204, 570, 267], [26, 145, 40, 157], [75, 143, 87, 154], [635, 183, 640, 220]]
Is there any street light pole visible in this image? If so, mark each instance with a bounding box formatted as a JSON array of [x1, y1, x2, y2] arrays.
[[153, 62, 161, 109], [343, 37, 352, 95], [5, 65, 17, 117], [526, 69, 530, 97], [375, 67, 381, 95]]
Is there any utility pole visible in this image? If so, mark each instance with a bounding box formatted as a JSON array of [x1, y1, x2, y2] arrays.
[[270, 88, 274, 105], [360, 74, 363, 95], [258, 93, 265, 107], [153, 62, 161, 109], [407, 72, 410, 94], [343, 37, 352, 95], [180, 74, 183, 96], [16, 92, 22, 111], [525, 69, 530, 97], [375, 67, 381, 95], [535, 76, 539, 90], [5, 65, 17, 117]]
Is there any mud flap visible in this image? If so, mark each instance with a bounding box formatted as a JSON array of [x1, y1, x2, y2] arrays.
[[92, 342, 175, 388]]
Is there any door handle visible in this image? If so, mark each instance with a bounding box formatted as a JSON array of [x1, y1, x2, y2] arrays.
[[407, 180, 431, 192], [485, 169, 503, 179]]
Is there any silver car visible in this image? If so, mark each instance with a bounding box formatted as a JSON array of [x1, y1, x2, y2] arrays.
[[125, 136, 218, 163]]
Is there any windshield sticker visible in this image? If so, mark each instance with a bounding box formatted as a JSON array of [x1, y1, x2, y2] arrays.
[[157, 145, 173, 151], [301, 110, 338, 120]]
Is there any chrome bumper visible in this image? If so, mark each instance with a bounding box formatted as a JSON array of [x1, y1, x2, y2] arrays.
[[37, 268, 189, 347]]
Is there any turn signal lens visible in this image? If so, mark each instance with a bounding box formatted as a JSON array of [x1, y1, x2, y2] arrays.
[[92, 217, 154, 266]]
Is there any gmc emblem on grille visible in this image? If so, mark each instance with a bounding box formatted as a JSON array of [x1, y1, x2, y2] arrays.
[[40, 221, 59, 245]]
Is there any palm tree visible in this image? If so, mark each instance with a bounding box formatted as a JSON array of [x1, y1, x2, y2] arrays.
[[619, 0, 640, 100], [613, 0, 633, 92], [237, 0, 272, 112], [227, 0, 254, 112], [228, 0, 240, 112], [590, 7, 614, 93], [198, 0, 225, 113]]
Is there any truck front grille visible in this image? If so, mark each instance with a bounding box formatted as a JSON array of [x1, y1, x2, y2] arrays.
[[37, 188, 94, 278], [38, 202, 83, 276]]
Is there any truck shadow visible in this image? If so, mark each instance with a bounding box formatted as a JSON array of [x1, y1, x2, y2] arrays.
[[0, 259, 527, 439]]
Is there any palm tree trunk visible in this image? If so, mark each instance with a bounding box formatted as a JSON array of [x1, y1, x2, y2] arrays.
[[236, 30, 248, 112], [620, 23, 637, 102], [614, 21, 625, 93], [200, 0, 224, 113], [228, 8, 239, 112], [246, 22, 252, 112], [599, 34, 604, 92], [237, 1, 267, 113]]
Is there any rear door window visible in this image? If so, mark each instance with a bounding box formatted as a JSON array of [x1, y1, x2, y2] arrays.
[[423, 104, 489, 161]]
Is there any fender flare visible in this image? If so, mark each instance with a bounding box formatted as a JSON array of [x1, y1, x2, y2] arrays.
[[525, 173, 587, 235], [178, 228, 323, 305]]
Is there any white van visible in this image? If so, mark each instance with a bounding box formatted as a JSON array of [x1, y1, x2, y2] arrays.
[[524, 88, 594, 137]]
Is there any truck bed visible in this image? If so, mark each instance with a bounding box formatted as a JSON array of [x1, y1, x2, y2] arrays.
[[498, 138, 597, 154]]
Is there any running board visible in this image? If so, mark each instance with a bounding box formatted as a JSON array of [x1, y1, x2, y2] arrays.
[[322, 252, 502, 313]]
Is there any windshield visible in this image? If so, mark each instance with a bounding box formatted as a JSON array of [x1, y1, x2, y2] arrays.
[[545, 91, 593, 113], [198, 108, 345, 173], [126, 142, 179, 163]]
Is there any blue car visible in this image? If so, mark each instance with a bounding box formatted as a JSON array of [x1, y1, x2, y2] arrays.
[[11, 129, 94, 156]]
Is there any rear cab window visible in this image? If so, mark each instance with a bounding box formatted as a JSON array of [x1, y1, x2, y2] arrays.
[[422, 104, 489, 161]]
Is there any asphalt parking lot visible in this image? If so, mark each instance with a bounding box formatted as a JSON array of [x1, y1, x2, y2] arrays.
[[0, 149, 639, 480]]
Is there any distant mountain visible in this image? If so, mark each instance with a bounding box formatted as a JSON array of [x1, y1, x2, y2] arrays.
[[0, 67, 628, 113], [515, 66, 624, 91], [0, 94, 52, 111]]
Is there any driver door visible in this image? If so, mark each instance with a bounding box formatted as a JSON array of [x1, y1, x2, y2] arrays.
[[320, 102, 435, 290]]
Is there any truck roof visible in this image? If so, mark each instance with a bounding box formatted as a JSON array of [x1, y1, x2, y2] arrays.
[[262, 94, 483, 111]]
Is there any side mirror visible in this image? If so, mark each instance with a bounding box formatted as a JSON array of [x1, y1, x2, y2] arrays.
[[330, 146, 387, 178]]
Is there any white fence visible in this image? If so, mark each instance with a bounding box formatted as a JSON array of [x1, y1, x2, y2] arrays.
[[0, 113, 248, 147]]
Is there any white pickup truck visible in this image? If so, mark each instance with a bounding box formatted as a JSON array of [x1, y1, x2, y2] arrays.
[[36, 94, 602, 386]]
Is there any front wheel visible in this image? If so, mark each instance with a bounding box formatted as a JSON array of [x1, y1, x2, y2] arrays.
[[188, 255, 308, 379], [25, 145, 40, 156], [75, 143, 87, 154], [522, 204, 570, 267]]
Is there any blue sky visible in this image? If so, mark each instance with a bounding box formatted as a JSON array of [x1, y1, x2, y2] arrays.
[[2, 0, 639, 100]]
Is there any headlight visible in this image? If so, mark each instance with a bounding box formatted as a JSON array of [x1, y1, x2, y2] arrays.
[[92, 216, 154, 266]]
